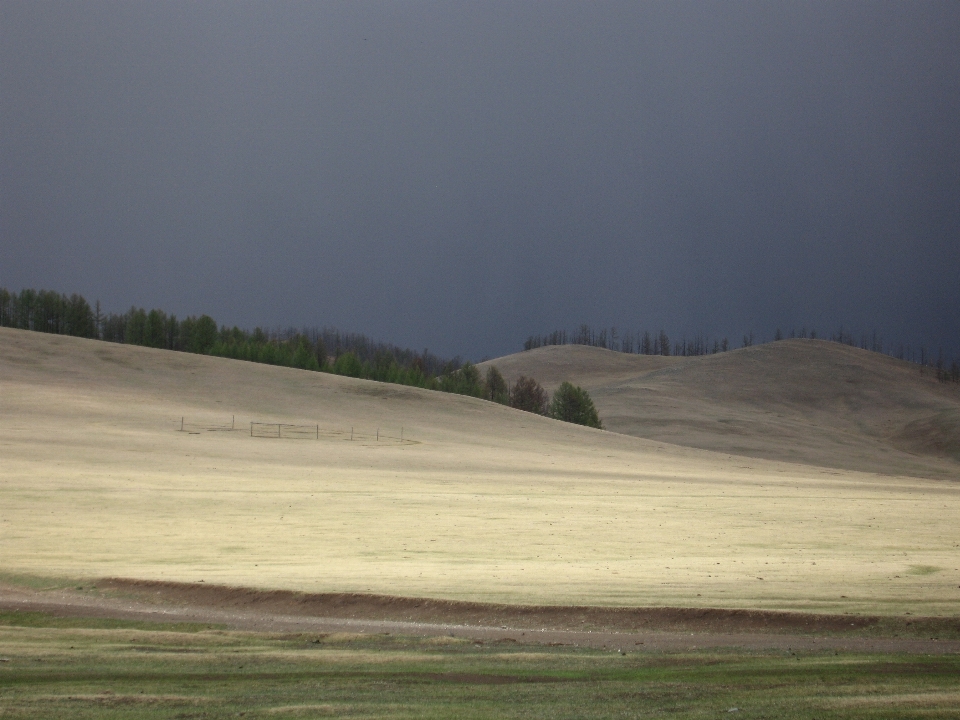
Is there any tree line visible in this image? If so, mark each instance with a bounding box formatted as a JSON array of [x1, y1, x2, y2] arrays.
[[430, 364, 603, 429], [524, 323, 960, 383], [525, 325, 730, 356], [0, 286, 605, 427], [0, 286, 459, 383], [0, 287, 98, 339]]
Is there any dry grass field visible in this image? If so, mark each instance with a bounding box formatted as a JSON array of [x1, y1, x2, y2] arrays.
[[480, 341, 960, 479], [2, 327, 959, 616]]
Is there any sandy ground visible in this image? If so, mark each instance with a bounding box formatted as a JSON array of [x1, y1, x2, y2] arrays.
[[480, 341, 960, 479], [2, 328, 959, 617]]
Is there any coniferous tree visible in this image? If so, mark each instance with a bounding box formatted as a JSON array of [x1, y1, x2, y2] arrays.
[[438, 362, 484, 397], [191, 315, 218, 354], [64, 294, 96, 338], [548, 381, 602, 429], [145, 309, 167, 348], [484, 366, 509, 404], [15, 289, 36, 329], [165, 315, 180, 350], [292, 336, 321, 371], [33, 290, 59, 333], [0, 288, 11, 327], [510, 376, 548, 415], [641, 331, 652, 355], [101, 311, 126, 342], [658, 330, 670, 356], [126, 307, 147, 345], [333, 351, 363, 378]]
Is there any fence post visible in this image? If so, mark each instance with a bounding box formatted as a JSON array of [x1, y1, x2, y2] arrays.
[[180, 417, 184, 432], [351, 427, 353, 441], [316, 424, 319, 440], [401, 426, 403, 442], [232, 415, 235, 430], [377, 427, 379, 442], [277, 423, 281, 438], [250, 422, 253, 437]]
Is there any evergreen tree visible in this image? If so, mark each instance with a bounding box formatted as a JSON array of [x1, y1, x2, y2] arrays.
[[64, 293, 96, 338], [189, 315, 218, 354], [333, 351, 363, 378], [292, 337, 320, 370], [0, 288, 11, 326], [484, 366, 509, 404], [125, 307, 148, 345], [15, 289, 37, 329], [548, 381, 602, 429], [145, 309, 167, 348], [438, 362, 484, 397]]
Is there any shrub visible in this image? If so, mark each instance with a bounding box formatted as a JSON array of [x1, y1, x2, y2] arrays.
[[548, 381, 602, 429]]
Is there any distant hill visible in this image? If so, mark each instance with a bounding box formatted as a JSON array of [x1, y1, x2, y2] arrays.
[[480, 340, 960, 480]]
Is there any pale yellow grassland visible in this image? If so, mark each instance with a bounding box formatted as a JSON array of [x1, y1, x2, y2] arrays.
[[2, 328, 958, 614]]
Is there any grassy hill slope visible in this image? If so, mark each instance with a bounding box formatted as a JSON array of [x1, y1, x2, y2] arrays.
[[480, 340, 960, 479], [2, 327, 958, 614]]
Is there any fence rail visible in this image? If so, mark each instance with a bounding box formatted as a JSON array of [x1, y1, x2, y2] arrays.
[[178, 416, 236, 434], [251, 422, 319, 440], [177, 417, 415, 444]]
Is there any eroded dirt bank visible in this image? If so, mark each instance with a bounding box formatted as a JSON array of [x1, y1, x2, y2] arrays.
[[2, 578, 958, 654]]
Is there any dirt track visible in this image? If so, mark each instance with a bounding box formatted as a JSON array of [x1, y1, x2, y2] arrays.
[[2, 579, 958, 655]]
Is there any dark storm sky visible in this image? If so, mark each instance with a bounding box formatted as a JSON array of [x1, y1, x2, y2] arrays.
[[2, 2, 959, 359]]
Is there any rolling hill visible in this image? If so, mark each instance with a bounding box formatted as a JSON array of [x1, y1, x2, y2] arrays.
[[2, 327, 958, 615], [480, 340, 960, 480]]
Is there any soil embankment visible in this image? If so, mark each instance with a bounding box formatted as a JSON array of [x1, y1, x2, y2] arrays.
[[2, 579, 959, 654]]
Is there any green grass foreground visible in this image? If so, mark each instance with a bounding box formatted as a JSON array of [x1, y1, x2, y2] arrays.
[[0, 611, 958, 719]]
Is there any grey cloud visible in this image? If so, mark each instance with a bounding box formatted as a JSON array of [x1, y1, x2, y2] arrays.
[[2, 1, 958, 358]]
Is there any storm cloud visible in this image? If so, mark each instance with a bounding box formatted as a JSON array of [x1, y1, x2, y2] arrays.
[[2, 2, 958, 359]]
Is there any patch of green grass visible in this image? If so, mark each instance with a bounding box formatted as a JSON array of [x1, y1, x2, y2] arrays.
[[0, 616, 958, 718], [907, 564, 942, 576], [0, 571, 80, 591], [0, 610, 223, 633]]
